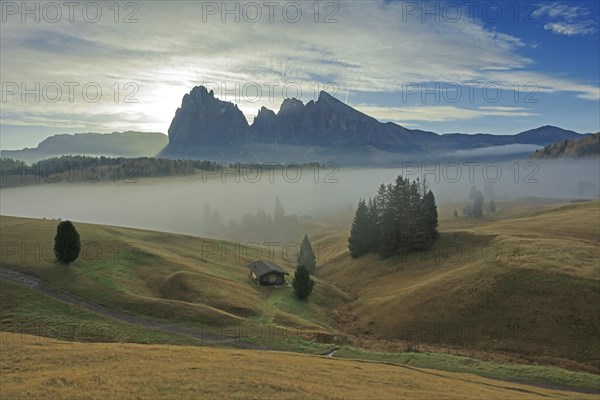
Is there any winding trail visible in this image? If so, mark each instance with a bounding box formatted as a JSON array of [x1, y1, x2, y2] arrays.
[[0, 266, 262, 349], [1, 266, 598, 397]]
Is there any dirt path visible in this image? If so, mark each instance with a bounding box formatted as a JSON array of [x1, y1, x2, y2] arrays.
[[0, 266, 263, 349], [1, 267, 598, 396]]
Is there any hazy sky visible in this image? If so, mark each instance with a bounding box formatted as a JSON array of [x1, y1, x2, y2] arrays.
[[1, 0, 599, 149]]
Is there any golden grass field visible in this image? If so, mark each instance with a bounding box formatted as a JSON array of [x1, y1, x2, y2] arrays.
[[1, 332, 597, 400]]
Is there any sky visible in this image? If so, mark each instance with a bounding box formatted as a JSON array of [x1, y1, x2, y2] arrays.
[[1, 0, 599, 150]]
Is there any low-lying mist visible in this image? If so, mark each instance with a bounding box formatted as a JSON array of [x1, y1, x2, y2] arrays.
[[1, 158, 598, 243]]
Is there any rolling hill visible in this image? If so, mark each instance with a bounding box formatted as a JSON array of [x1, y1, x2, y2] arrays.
[[1, 199, 599, 394], [0, 215, 348, 351], [317, 199, 600, 372]]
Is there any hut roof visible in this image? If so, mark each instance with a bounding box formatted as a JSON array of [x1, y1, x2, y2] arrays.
[[248, 260, 289, 278]]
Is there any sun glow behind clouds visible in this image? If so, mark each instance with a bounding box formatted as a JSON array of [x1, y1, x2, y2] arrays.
[[0, 1, 598, 147]]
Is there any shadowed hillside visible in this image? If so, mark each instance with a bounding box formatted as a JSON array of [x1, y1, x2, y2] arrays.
[[318, 200, 600, 372]]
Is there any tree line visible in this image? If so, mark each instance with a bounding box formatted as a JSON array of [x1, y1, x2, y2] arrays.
[[0, 156, 327, 188], [530, 132, 599, 159], [348, 176, 438, 259]]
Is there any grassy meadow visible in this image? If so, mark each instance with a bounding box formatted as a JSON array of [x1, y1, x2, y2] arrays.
[[1, 332, 598, 400], [1, 198, 599, 396]]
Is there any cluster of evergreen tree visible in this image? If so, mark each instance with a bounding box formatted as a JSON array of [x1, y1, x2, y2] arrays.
[[467, 186, 484, 217], [0, 157, 327, 188], [222, 198, 301, 243], [348, 176, 438, 259], [463, 186, 496, 217], [0, 156, 221, 187], [530, 132, 599, 159]]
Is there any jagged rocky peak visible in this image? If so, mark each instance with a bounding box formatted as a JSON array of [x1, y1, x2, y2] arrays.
[[279, 98, 305, 114], [161, 85, 583, 158], [256, 105, 276, 118], [317, 90, 347, 105], [182, 85, 216, 105], [166, 85, 250, 149], [318, 90, 336, 101]]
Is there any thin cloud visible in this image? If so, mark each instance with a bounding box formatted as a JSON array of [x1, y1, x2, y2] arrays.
[[0, 0, 597, 139], [354, 105, 539, 123], [533, 3, 598, 36], [544, 21, 597, 36], [533, 3, 590, 21]]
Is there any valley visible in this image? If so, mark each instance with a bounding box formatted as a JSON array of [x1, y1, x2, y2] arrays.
[[2, 1, 599, 398], [1, 198, 599, 396]]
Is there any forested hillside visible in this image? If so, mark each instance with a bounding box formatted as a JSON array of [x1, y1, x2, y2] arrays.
[[530, 133, 599, 159]]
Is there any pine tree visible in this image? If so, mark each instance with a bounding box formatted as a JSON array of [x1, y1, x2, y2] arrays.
[[379, 184, 397, 258], [392, 176, 408, 251], [366, 198, 379, 252], [453, 209, 459, 218], [292, 265, 315, 300], [348, 199, 370, 258], [372, 184, 388, 253], [423, 190, 439, 242], [409, 179, 425, 250], [297, 234, 316, 272], [54, 220, 81, 264], [488, 199, 496, 213]]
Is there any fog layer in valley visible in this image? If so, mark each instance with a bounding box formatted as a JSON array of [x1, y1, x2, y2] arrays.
[[1, 159, 598, 242]]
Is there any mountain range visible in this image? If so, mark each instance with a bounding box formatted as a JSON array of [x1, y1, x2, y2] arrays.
[[1, 131, 168, 163], [1, 86, 588, 165], [160, 86, 586, 163]]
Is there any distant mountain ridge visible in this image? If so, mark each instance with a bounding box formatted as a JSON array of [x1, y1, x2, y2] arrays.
[[2, 87, 587, 164], [161, 86, 585, 160], [1, 131, 168, 163]]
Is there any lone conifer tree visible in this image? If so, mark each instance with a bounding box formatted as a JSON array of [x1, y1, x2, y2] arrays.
[[54, 220, 81, 264], [292, 265, 315, 300], [297, 234, 316, 272]]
